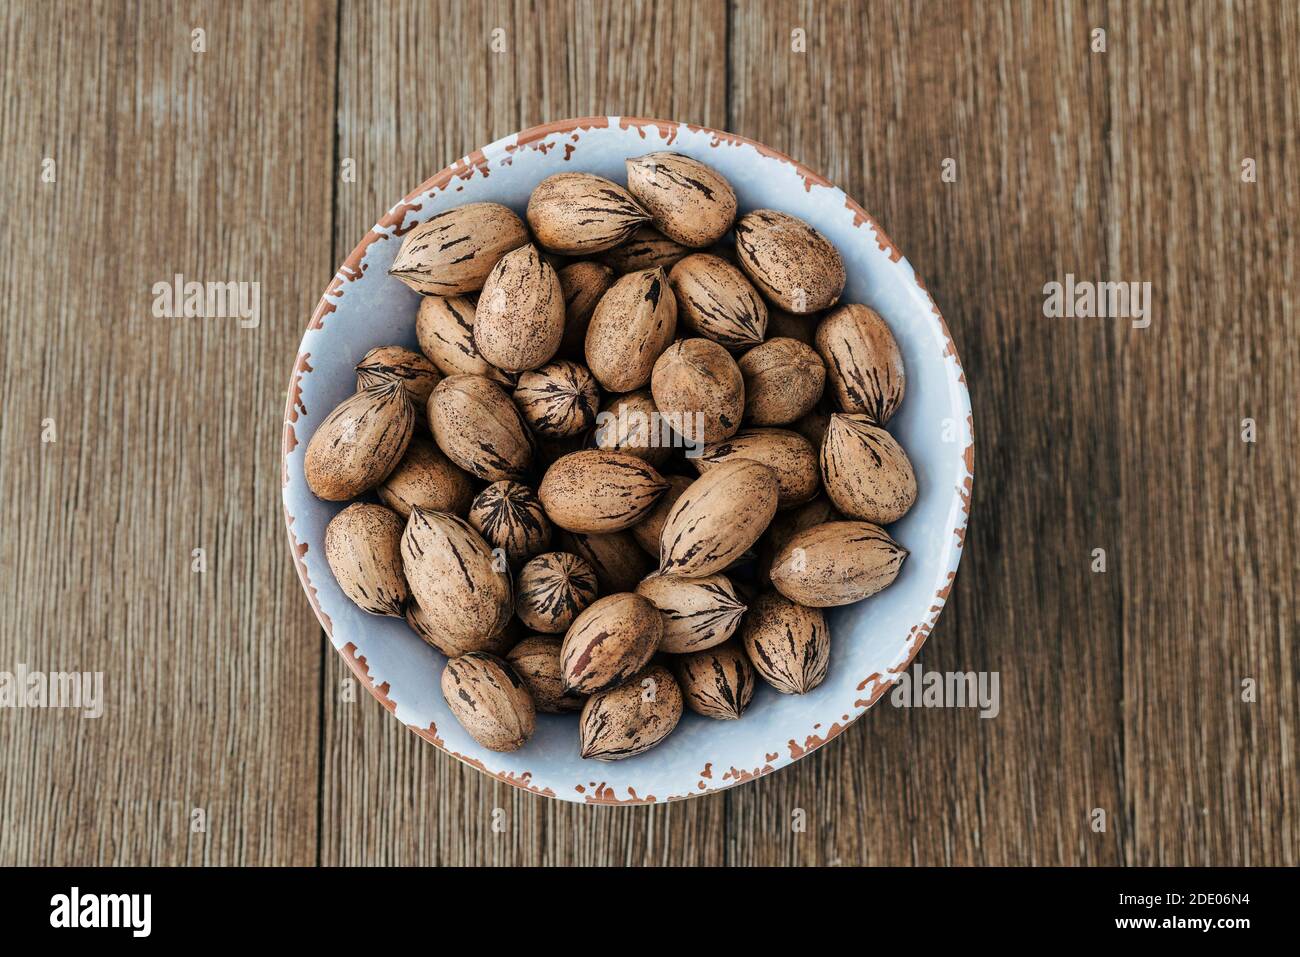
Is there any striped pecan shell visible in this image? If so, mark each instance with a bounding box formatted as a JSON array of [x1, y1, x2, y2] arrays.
[[324, 503, 408, 616], [401, 509, 513, 648], [474, 243, 565, 372], [735, 209, 845, 314], [515, 551, 599, 634], [354, 345, 441, 418], [579, 663, 683, 760], [538, 449, 668, 533], [468, 480, 552, 567], [630, 473, 692, 556], [650, 338, 745, 445], [513, 359, 601, 438], [814, 303, 905, 424], [377, 437, 474, 518], [635, 572, 746, 653], [440, 652, 536, 752], [821, 414, 917, 524], [507, 636, 586, 713], [668, 253, 767, 350], [738, 336, 826, 425], [769, 520, 907, 607], [557, 530, 651, 594], [659, 459, 779, 578], [405, 600, 515, 658], [304, 380, 414, 501], [585, 267, 678, 392], [757, 495, 839, 586], [674, 641, 756, 719], [599, 224, 689, 274], [694, 428, 820, 510], [625, 152, 737, 248], [389, 202, 529, 295], [427, 374, 535, 481], [557, 261, 615, 360], [740, 591, 829, 694], [526, 173, 649, 255], [593, 389, 672, 467], [560, 592, 663, 695]]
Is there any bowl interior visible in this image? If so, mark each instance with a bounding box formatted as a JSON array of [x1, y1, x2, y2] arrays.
[[282, 117, 972, 803]]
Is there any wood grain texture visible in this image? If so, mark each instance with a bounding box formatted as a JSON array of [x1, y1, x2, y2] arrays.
[[0, 0, 1295, 866], [1108, 0, 1299, 865], [0, 0, 334, 864]]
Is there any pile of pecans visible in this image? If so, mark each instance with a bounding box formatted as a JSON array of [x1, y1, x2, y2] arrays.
[[304, 151, 916, 760]]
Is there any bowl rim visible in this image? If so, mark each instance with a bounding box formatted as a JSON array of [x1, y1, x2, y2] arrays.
[[282, 115, 974, 804]]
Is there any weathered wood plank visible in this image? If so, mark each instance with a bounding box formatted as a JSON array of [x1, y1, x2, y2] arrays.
[[0, 0, 334, 864], [1108, 0, 1299, 865]]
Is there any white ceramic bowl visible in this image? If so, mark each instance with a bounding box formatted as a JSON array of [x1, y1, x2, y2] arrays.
[[282, 116, 973, 804]]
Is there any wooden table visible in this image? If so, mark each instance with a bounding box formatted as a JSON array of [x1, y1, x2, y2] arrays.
[[1, 0, 1295, 866]]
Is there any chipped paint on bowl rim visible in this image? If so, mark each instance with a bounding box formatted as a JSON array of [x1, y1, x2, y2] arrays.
[[282, 116, 973, 805]]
